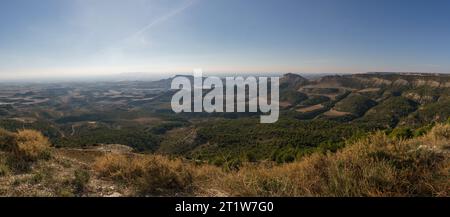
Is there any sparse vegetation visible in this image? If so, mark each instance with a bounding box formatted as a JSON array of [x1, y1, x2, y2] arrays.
[[213, 124, 450, 196], [389, 127, 414, 139], [93, 153, 193, 195], [0, 161, 9, 177], [93, 153, 147, 183], [14, 130, 52, 162], [73, 169, 90, 194], [0, 128, 52, 172], [91, 123, 450, 196]]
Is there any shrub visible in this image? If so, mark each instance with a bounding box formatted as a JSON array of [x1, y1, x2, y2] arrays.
[[93, 153, 146, 183], [223, 158, 242, 171], [14, 130, 52, 161], [413, 124, 435, 137], [73, 169, 90, 194], [318, 141, 345, 153], [0, 128, 17, 151], [135, 156, 193, 195], [0, 162, 9, 176], [94, 153, 193, 195], [0, 129, 52, 172], [389, 127, 413, 140]]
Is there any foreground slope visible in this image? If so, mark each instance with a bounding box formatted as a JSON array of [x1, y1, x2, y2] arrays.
[[0, 122, 448, 197]]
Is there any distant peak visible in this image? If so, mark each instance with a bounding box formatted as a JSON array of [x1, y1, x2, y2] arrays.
[[283, 73, 305, 78], [280, 73, 309, 90]]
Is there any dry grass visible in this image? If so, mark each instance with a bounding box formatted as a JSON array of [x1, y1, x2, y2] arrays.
[[14, 130, 52, 161], [93, 153, 147, 182], [214, 125, 449, 197], [0, 129, 52, 172], [93, 153, 194, 195], [2, 124, 448, 197], [135, 155, 193, 195], [419, 123, 450, 151], [91, 124, 449, 197]]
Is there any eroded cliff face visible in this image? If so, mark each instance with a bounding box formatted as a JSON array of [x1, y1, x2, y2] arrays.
[[403, 92, 438, 104], [306, 73, 450, 89]]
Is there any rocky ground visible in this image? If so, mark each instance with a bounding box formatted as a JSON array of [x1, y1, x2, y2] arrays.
[[0, 144, 135, 197]]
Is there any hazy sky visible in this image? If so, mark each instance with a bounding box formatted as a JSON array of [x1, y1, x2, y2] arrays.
[[1, 0, 450, 80]]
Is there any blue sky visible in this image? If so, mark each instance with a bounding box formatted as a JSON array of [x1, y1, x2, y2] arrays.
[[1, 0, 450, 80]]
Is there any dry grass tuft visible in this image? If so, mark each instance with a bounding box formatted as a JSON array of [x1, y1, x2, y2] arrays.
[[93, 153, 193, 195], [135, 155, 193, 195], [14, 130, 52, 161], [93, 153, 145, 182], [0, 128, 52, 172]]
